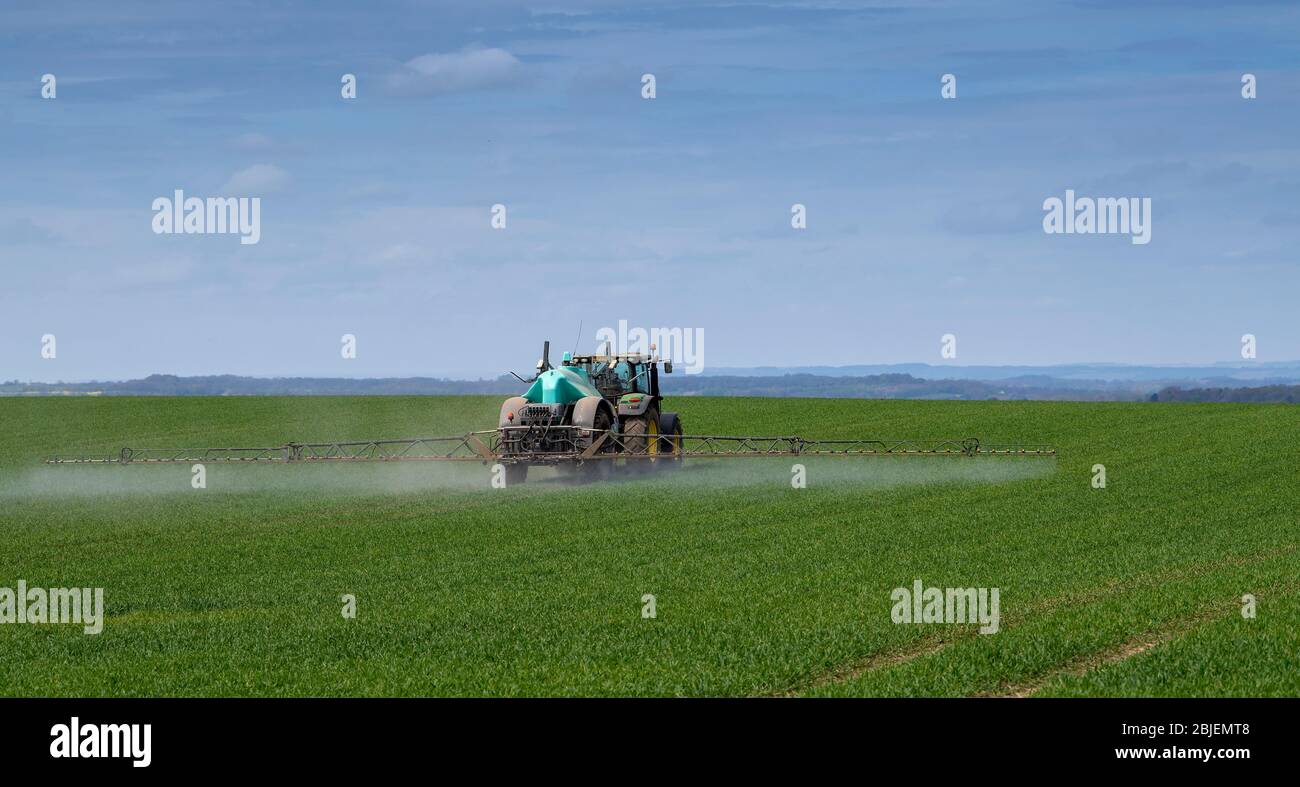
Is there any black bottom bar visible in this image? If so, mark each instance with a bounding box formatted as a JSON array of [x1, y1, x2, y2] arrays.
[[0, 697, 1286, 774]]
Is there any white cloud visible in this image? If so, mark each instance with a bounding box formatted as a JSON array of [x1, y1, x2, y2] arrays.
[[385, 47, 522, 95], [221, 163, 290, 194]]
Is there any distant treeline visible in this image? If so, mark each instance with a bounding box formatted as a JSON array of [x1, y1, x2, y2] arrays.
[[3, 373, 1299, 403], [2, 371, 1143, 400], [661, 373, 1143, 400], [1151, 385, 1300, 403], [0, 374, 519, 396]]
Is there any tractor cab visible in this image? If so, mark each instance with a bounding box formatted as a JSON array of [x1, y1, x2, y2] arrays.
[[563, 346, 669, 404]]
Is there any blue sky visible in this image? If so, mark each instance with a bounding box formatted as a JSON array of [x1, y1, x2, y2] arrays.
[[2, 0, 1298, 380]]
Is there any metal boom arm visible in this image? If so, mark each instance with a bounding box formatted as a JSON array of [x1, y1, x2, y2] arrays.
[[45, 429, 1054, 464]]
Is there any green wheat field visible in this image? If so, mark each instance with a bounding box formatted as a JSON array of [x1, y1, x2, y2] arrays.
[[0, 396, 1296, 697]]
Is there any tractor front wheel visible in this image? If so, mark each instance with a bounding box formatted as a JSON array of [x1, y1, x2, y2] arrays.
[[622, 407, 660, 465]]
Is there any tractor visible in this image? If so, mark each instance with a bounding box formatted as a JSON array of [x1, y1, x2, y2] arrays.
[[496, 341, 683, 483], [44, 341, 1059, 473]]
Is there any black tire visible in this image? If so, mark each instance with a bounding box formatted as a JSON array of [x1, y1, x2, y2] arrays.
[[559, 405, 613, 483], [622, 406, 660, 459], [569, 459, 609, 483], [658, 412, 683, 463], [504, 463, 528, 486], [581, 407, 614, 481]]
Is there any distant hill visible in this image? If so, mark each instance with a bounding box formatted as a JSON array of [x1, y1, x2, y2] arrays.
[[701, 362, 1300, 384], [660, 373, 1144, 400], [5, 370, 1300, 402], [1151, 385, 1300, 403], [0, 373, 519, 397], [0, 371, 1163, 401]]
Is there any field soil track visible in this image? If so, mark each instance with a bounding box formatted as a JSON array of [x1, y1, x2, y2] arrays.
[[1, 396, 1297, 697], [778, 545, 1298, 696]]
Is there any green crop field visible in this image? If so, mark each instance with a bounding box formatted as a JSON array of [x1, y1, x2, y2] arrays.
[[0, 396, 1296, 697]]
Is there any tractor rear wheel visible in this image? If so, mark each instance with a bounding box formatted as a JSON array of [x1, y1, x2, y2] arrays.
[[584, 406, 613, 481], [504, 463, 528, 486], [563, 407, 612, 483]]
